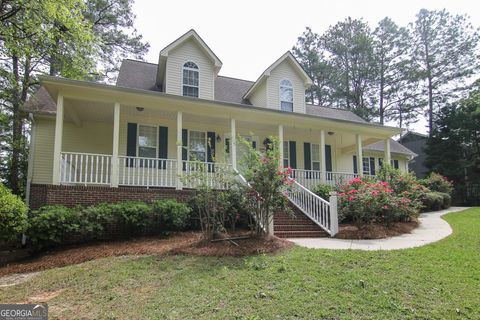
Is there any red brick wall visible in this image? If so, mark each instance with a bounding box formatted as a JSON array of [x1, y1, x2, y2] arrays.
[[29, 184, 193, 209]]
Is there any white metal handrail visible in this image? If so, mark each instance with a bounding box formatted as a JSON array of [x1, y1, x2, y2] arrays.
[[291, 169, 374, 189], [60, 152, 112, 185], [119, 156, 177, 188], [287, 180, 338, 236]]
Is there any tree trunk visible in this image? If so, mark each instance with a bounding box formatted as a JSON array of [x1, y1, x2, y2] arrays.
[[379, 62, 385, 125], [9, 55, 23, 195]]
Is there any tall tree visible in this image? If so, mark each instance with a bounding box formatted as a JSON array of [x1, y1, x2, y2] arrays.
[[83, 0, 149, 82], [292, 27, 335, 106], [372, 17, 422, 127], [410, 9, 480, 136], [321, 18, 377, 120], [0, 0, 96, 195]]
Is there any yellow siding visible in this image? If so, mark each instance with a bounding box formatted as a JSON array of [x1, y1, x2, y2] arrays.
[[32, 118, 113, 184], [266, 59, 306, 113], [165, 38, 215, 100], [249, 79, 267, 107]]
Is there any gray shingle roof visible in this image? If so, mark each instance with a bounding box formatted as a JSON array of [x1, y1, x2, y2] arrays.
[[364, 139, 417, 157], [23, 86, 56, 115], [116, 60, 160, 91], [305, 104, 367, 124], [214, 76, 253, 105]]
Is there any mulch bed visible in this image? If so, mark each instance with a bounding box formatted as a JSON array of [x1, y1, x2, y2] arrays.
[[335, 220, 419, 239], [0, 231, 293, 277]]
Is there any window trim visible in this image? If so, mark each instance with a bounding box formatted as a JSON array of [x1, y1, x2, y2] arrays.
[[136, 124, 158, 159], [187, 129, 207, 162], [311, 143, 321, 171], [182, 61, 200, 98], [283, 140, 290, 168], [362, 157, 371, 176], [279, 79, 293, 112]]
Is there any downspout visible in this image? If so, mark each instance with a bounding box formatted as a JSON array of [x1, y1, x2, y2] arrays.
[[23, 113, 36, 245]]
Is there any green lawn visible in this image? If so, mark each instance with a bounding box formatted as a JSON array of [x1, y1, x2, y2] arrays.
[[1, 208, 479, 320]]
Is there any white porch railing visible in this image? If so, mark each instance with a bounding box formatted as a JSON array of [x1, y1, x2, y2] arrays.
[[60, 152, 112, 185], [118, 156, 177, 188], [291, 169, 373, 189], [181, 160, 231, 189], [287, 180, 338, 236]]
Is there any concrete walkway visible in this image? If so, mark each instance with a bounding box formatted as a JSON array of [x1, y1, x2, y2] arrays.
[[289, 207, 468, 251]]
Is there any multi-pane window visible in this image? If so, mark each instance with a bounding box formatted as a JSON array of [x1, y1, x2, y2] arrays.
[[362, 157, 371, 175], [283, 141, 290, 168], [311, 144, 321, 171], [280, 79, 293, 112], [182, 61, 199, 98], [138, 125, 157, 158], [189, 130, 206, 162]]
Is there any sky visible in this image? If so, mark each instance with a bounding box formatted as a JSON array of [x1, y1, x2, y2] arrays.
[[132, 0, 480, 134]]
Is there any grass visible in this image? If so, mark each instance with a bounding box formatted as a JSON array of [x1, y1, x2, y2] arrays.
[[1, 208, 479, 320]]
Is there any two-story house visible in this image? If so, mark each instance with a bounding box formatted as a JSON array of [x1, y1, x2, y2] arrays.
[[23, 30, 416, 237]]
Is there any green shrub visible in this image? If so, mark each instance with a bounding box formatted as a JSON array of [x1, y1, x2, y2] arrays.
[[0, 183, 28, 242], [312, 184, 334, 200], [27, 205, 83, 249], [422, 192, 445, 211], [109, 201, 152, 230], [420, 173, 454, 194], [151, 199, 191, 230], [441, 192, 452, 209]]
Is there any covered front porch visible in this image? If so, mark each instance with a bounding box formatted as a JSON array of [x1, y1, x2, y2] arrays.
[[35, 77, 401, 192]]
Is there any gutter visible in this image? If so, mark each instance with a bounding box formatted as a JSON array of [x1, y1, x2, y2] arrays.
[[23, 113, 36, 245], [37, 75, 403, 135]]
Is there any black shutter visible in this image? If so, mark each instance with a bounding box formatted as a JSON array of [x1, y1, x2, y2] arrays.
[[370, 157, 376, 175], [263, 138, 272, 151], [182, 129, 188, 170], [252, 141, 257, 150], [325, 145, 332, 172], [289, 141, 297, 169], [127, 123, 137, 167], [379, 158, 383, 168], [353, 155, 358, 174], [207, 132, 216, 172], [304, 143, 311, 170], [158, 126, 168, 169], [393, 159, 399, 169], [225, 138, 230, 153]]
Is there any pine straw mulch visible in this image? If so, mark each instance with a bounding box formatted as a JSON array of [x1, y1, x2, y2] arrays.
[[335, 220, 419, 239], [0, 231, 293, 277]]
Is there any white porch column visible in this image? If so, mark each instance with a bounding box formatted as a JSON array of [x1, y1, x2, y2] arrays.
[[176, 111, 183, 190], [384, 138, 391, 166], [320, 129, 326, 184], [52, 94, 64, 185], [230, 118, 237, 170], [355, 134, 363, 175], [111, 102, 120, 187], [278, 124, 284, 167]]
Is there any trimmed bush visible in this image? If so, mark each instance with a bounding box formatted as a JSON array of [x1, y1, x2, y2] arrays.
[[27, 205, 84, 249], [422, 192, 444, 211], [151, 199, 191, 230], [312, 184, 334, 200], [0, 183, 28, 242], [421, 173, 454, 194]]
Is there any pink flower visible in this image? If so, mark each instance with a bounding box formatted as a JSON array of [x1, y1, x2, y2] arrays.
[[371, 190, 379, 196], [348, 196, 355, 201], [383, 205, 389, 209]]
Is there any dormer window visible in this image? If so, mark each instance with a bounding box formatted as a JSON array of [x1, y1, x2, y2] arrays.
[[183, 61, 199, 98], [280, 79, 293, 112]]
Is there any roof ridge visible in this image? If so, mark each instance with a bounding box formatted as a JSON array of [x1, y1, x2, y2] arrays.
[[124, 59, 158, 66], [307, 104, 361, 113], [217, 75, 254, 83]]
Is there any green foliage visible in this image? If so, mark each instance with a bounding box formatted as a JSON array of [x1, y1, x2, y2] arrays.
[[27, 205, 84, 249], [312, 184, 334, 200], [0, 183, 28, 242], [27, 199, 190, 250], [151, 199, 191, 230], [420, 173, 454, 194], [238, 136, 293, 236], [422, 192, 445, 211]]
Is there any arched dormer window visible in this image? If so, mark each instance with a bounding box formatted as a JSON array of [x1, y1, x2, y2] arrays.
[[183, 61, 199, 98], [280, 79, 293, 112]]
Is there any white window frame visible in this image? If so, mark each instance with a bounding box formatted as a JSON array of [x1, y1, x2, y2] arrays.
[[279, 79, 293, 112], [311, 143, 321, 171], [136, 124, 158, 158], [362, 157, 371, 175], [182, 61, 199, 98], [187, 130, 207, 162]]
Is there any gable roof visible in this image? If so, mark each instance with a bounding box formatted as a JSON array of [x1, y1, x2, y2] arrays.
[[117, 60, 160, 91], [158, 29, 222, 78], [243, 52, 313, 100], [306, 104, 366, 124], [364, 139, 417, 157]]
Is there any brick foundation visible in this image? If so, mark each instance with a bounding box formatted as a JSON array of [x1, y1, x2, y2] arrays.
[[29, 184, 193, 210]]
